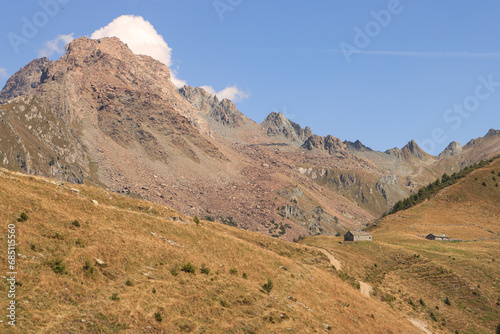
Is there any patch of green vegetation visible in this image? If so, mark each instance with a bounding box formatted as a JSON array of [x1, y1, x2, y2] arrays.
[[18, 212, 29, 222], [262, 278, 274, 293], [181, 262, 196, 274], [200, 264, 210, 275], [47, 258, 67, 275], [389, 157, 497, 215]]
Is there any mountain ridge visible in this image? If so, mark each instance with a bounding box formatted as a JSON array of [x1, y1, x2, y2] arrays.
[[1, 36, 499, 241]]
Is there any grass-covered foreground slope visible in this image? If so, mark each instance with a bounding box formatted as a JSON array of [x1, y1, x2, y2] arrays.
[[0, 169, 420, 333], [302, 157, 500, 334]]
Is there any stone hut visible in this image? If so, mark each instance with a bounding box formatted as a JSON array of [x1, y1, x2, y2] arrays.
[[344, 231, 372, 242], [426, 233, 449, 241]]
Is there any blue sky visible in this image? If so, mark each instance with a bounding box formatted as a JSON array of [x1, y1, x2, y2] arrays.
[[1, 0, 500, 154]]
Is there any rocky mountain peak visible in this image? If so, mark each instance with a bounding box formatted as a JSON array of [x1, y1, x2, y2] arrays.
[[64, 37, 137, 62], [344, 139, 372, 152], [261, 112, 312, 145], [0, 57, 51, 103], [485, 128, 500, 137], [178, 85, 245, 128], [439, 141, 463, 158], [402, 140, 427, 160]]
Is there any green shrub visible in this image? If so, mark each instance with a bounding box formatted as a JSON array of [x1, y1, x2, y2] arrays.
[[72, 220, 81, 227], [262, 278, 274, 293], [47, 258, 67, 275], [229, 268, 238, 276], [154, 312, 163, 322], [482, 181, 487, 186], [200, 264, 210, 275], [111, 293, 120, 301], [152, 288, 156, 294], [18, 212, 29, 222], [430, 311, 437, 322], [419, 298, 426, 306], [181, 262, 196, 274], [242, 273, 248, 279], [125, 279, 134, 286], [444, 297, 451, 306], [193, 216, 200, 225]]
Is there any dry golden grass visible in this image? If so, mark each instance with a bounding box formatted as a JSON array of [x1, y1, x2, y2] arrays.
[[301, 158, 500, 334], [0, 169, 421, 333]]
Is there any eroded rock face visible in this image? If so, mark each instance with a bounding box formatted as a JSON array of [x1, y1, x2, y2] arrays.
[[402, 140, 427, 160], [261, 112, 312, 145], [178, 86, 245, 127], [301, 134, 349, 156], [0, 58, 51, 103], [439, 141, 463, 158]]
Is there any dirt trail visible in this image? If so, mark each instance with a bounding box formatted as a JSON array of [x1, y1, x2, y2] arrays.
[[408, 318, 433, 334], [319, 249, 342, 270], [318, 249, 374, 298]]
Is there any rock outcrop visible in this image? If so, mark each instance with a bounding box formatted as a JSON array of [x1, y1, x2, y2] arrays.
[[0, 58, 51, 103], [302, 134, 349, 156], [261, 112, 312, 145], [439, 141, 463, 158]]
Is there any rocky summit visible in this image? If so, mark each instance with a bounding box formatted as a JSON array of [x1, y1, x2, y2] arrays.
[[1, 36, 499, 240]]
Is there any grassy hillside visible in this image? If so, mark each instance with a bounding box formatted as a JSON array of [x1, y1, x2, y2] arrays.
[[301, 157, 500, 334], [0, 169, 421, 333]]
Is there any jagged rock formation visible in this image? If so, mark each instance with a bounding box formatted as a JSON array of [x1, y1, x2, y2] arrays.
[[439, 141, 463, 158], [344, 139, 373, 152], [0, 58, 51, 103], [301, 135, 349, 156], [401, 140, 429, 161], [261, 112, 312, 145], [178, 86, 245, 128]]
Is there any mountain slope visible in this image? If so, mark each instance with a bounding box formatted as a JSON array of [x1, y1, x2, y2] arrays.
[[0, 36, 499, 241], [0, 168, 420, 333], [301, 156, 500, 334]]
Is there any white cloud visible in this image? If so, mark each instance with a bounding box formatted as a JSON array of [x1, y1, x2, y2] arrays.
[[38, 34, 75, 58], [200, 85, 249, 102], [90, 15, 249, 100], [91, 15, 172, 66], [0, 68, 8, 79]]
